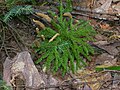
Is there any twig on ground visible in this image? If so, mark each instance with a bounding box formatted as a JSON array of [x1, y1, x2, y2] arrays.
[[0, 18, 26, 51], [0, 26, 10, 57]]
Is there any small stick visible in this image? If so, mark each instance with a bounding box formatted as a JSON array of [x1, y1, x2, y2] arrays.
[[49, 33, 60, 42]]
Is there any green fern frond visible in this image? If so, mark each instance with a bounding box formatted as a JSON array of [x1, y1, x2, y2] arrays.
[[53, 48, 60, 72], [69, 51, 75, 73], [64, 0, 72, 12], [5, 0, 17, 7], [3, 5, 34, 22], [5, 0, 36, 7], [45, 50, 55, 70]]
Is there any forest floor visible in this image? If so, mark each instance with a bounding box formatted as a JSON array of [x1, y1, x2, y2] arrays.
[[0, 0, 120, 90]]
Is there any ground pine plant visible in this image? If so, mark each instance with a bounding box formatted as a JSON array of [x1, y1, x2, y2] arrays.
[[33, 0, 96, 75]]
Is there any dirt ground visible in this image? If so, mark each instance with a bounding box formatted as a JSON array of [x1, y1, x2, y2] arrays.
[[0, 0, 120, 90]]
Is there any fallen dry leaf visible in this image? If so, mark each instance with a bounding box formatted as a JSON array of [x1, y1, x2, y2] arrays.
[[99, 23, 111, 29], [74, 69, 112, 90]]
